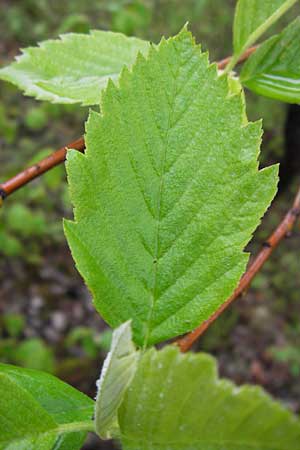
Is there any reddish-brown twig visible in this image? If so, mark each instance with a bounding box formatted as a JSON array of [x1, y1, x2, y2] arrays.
[[217, 45, 257, 70], [177, 185, 300, 352], [0, 137, 85, 201], [0, 46, 258, 201]]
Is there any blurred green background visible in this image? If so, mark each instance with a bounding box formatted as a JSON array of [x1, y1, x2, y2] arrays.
[[0, 1, 300, 448]]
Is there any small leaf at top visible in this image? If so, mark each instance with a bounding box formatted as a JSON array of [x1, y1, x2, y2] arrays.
[[0, 30, 149, 106], [233, 0, 297, 61], [241, 17, 300, 103], [95, 321, 139, 440], [0, 363, 94, 450], [64, 27, 278, 347], [118, 346, 300, 450]]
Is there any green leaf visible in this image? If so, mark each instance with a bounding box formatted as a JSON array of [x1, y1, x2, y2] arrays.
[[64, 28, 278, 347], [0, 30, 149, 106], [2, 313, 25, 338], [0, 363, 94, 450], [241, 17, 300, 103], [229, 0, 298, 71], [12, 338, 55, 373], [95, 321, 139, 440], [119, 346, 300, 450]]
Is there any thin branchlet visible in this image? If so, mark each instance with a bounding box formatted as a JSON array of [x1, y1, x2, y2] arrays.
[[0, 137, 85, 198], [176, 185, 300, 352]]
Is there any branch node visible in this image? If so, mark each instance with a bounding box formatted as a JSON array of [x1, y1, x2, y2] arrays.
[[0, 187, 7, 200], [262, 241, 272, 248]]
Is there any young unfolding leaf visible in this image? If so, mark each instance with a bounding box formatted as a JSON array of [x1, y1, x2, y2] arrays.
[[0, 363, 94, 450], [119, 346, 300, 450], [95, 321, 139, 440], [65, 28, 277, 347], [230, 0, 297, 71], [0, 31, 149, 105], [241, 17, 300, 103]]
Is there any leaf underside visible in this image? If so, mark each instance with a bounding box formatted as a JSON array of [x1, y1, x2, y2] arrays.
[[119, 346, 300, 450], [0, 363, 93, 450], [95, 321, 139, 439], [0, 30, 149, 106], [65, 28, 278, 347], [241, 17, 300, 103]]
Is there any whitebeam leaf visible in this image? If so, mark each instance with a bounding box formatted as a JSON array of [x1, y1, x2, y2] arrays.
[[0, 363, 94, 450], [231, 0, 297, 70], [95, 321, 139, 440], [119, 346, 300, 450], [64, 28, 278, 347], [0, 30, 149, 105], [0, 374, 58, 450], [241, 17, 300, 103]]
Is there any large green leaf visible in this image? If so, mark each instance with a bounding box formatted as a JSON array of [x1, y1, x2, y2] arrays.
[[229, 0, 297, 71], [0, 31, 149, 106], [64, 28, 278, 347], [119, 346, 300, 450], [95, 321, 139, 439], [0, 363, 94, 450], [241, 17, 300, 103]]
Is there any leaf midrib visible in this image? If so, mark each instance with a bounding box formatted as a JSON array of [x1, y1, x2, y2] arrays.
[[1, 421, 95, 447], [143, 43, 181, 348]]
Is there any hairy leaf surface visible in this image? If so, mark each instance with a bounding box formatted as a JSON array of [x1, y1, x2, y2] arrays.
[[233, 0, 297, 56], [95, 321, 139, 439], [241, 17, 300, 103], [0, 31, 149, 105], [65, 28, 278, 347], [119, 346, 300, 450], [0, 364, 94, 450]]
